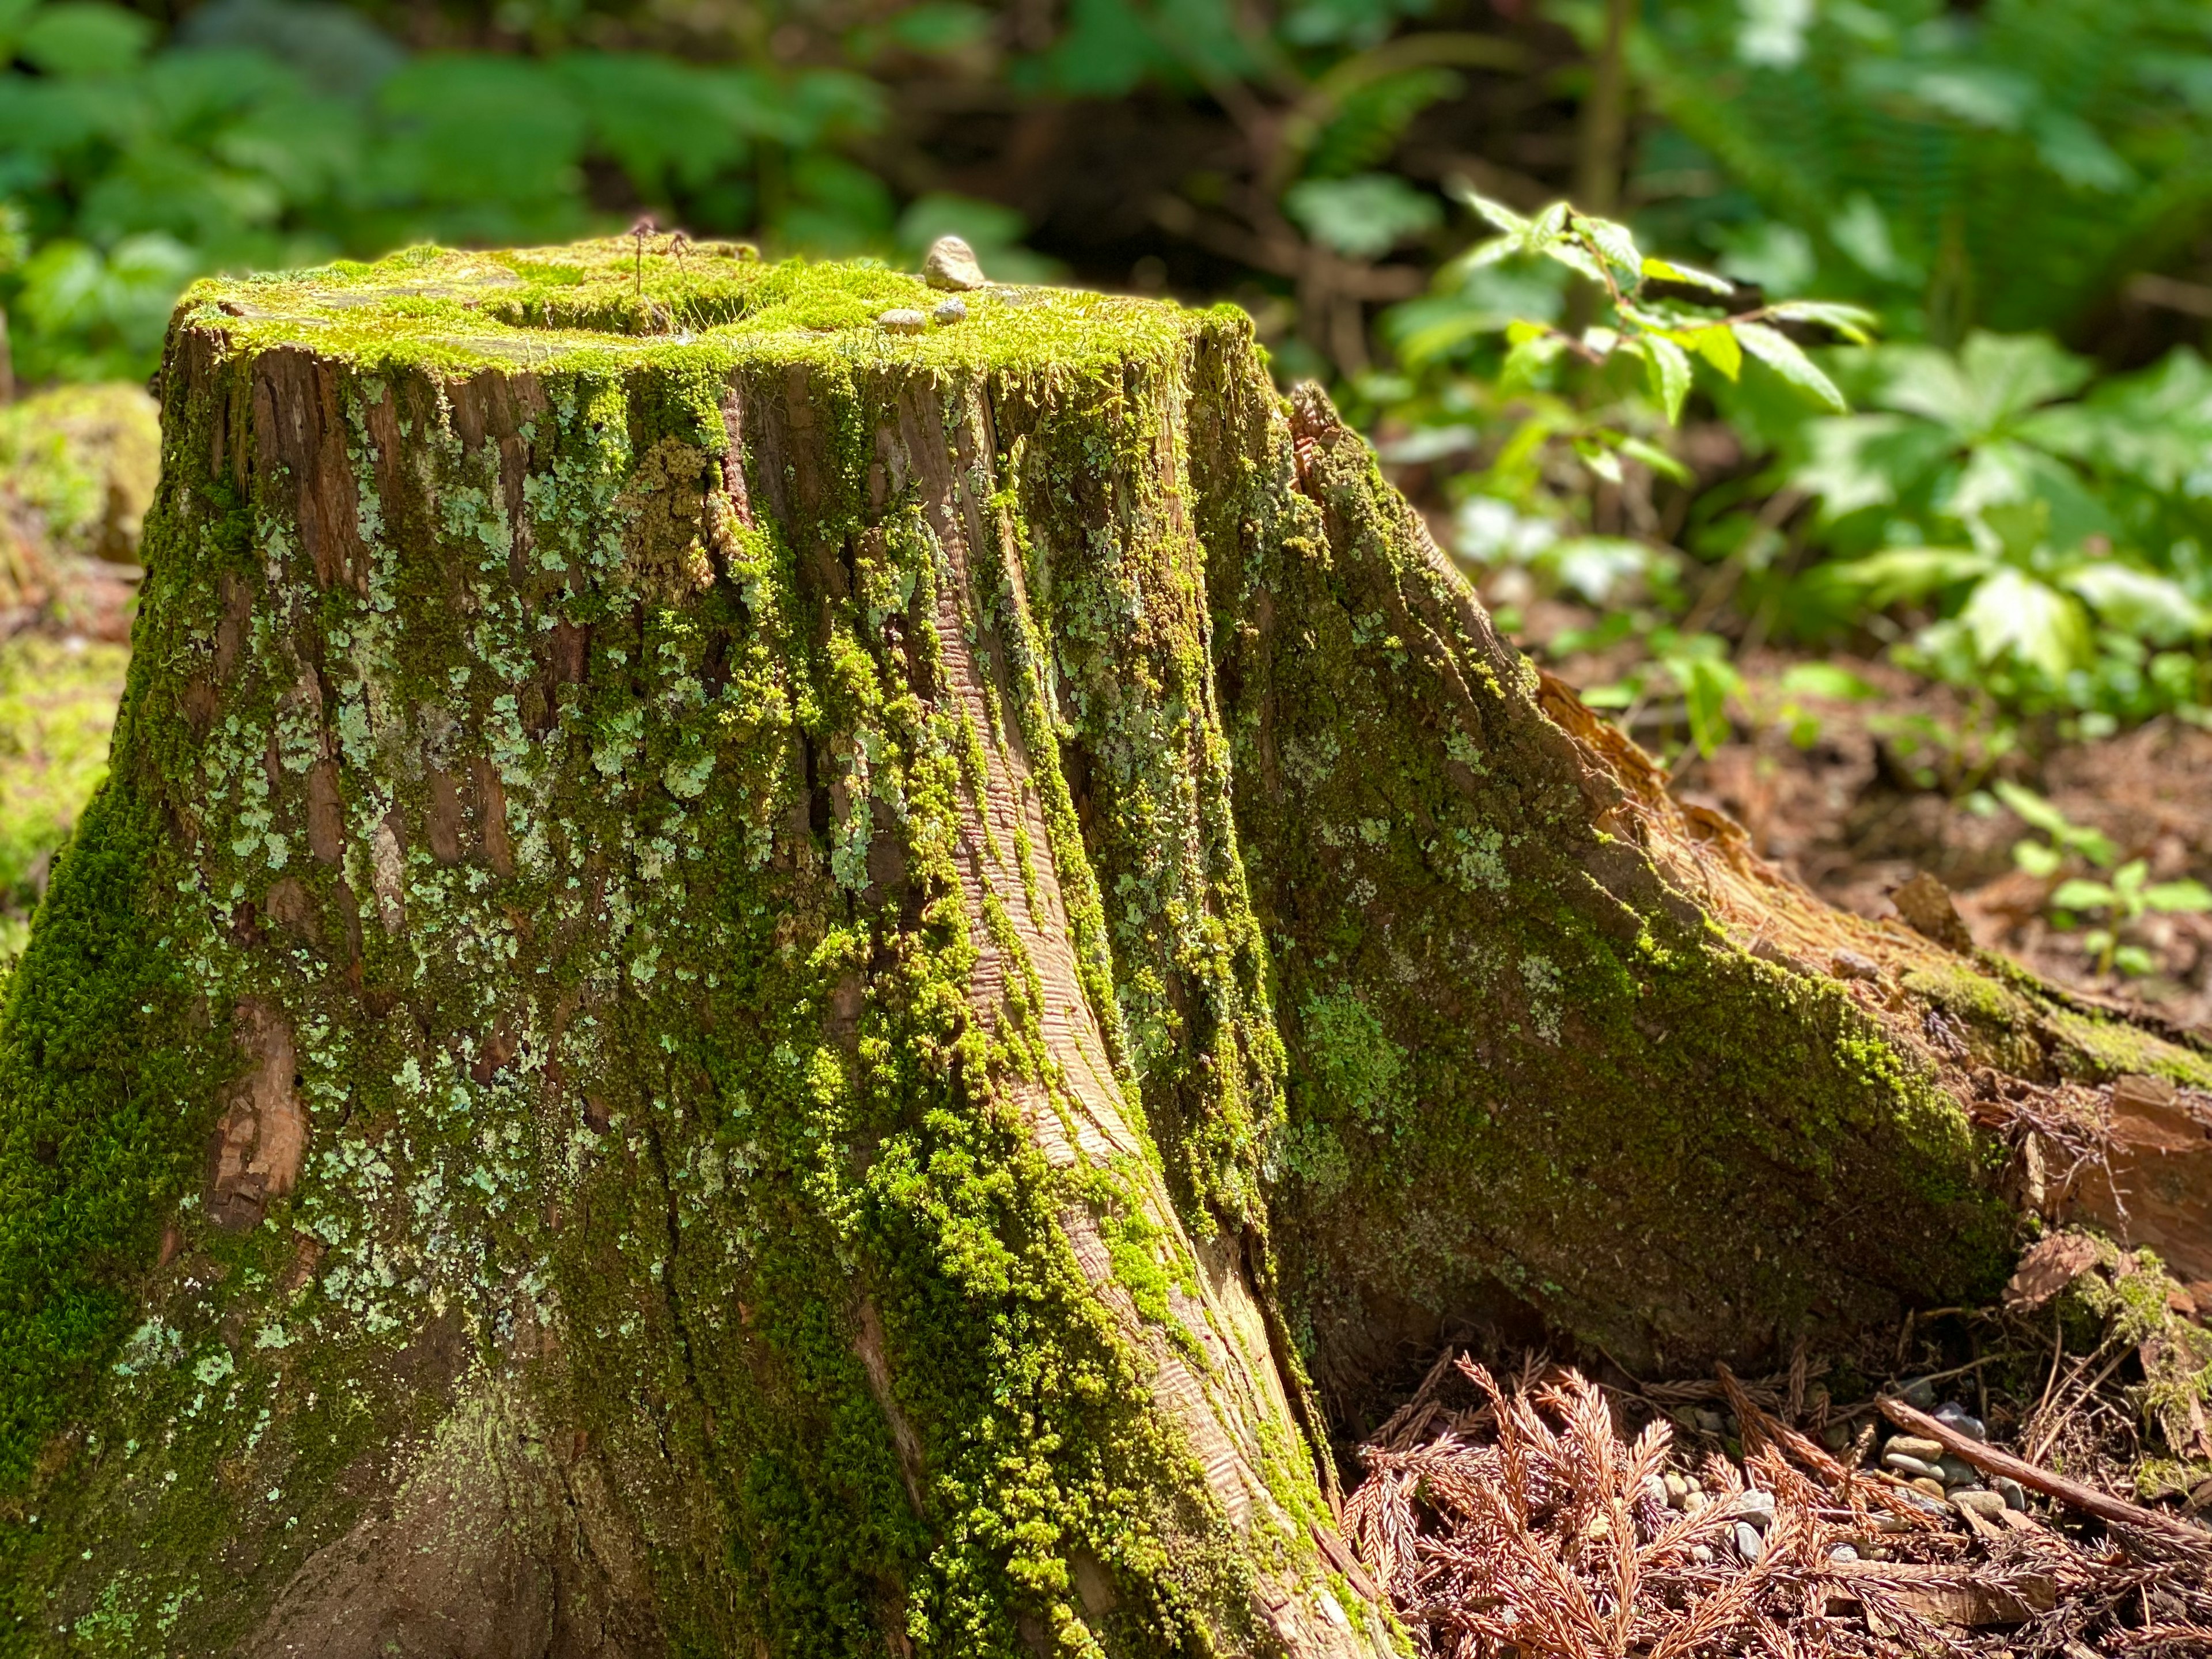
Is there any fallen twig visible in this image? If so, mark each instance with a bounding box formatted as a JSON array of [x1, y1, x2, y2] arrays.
[[1879, 1397, 2211, 1550]]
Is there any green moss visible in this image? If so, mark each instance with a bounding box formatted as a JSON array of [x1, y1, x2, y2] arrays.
[[0, 636, 128, 919], [2044, 1007, 2212, 1089], [0, 257, 1355, 1657], [1188, 360, 2014, 1402]]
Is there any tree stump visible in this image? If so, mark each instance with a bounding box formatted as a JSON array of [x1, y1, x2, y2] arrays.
[[1, 241, 2205, 1654]]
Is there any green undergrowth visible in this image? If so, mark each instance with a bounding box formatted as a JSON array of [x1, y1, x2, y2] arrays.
[[0, 636, 130, 937]]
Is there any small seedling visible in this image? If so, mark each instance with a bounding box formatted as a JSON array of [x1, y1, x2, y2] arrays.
[[1992, 781, 2116, 876], [2049, 860, 2212, 976]]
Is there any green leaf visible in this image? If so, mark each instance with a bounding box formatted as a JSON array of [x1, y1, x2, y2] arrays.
[[1662, 651, 1743, 757], [1499, 330, 1565, 391], [1687, 324, 1740, 380], [1574, 437, 1624, 484], [1617, 435, 1691, 485], [18, 2, 151, 74], [1639, 256, 1734, 296], [1451, 183, 1530, 238], [1284, 173, 1442, 259], [2014, 840, 2063, 878], [1732, 321, 1847, 412], [1823, 546, 1993, 607], [2050, 878, 2115, 912], [1778, 662, 1877, 701], [1578, 213, 1642, 276], [1644, 333, 1692, 424], [1878, 332, 2091, 440], [2146, 880, 2212, 914], [1766, 300, 1878, 346], [1959, 567, 2091, 681], [2060, 564, 2209, 643], [1993, 781, 2117, 867]]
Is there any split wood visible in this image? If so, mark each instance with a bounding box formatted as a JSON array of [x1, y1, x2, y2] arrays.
[[1878, 1397, 2211, 1549]]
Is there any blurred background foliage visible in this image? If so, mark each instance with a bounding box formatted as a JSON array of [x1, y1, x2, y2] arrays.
[[5, 0, 2212, 790]]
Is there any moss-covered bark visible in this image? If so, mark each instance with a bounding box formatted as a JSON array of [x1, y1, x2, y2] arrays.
[[0, 240, 2198, 1655]]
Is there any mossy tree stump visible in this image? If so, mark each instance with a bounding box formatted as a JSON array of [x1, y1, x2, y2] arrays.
[[0, 241, 2202, 1656]]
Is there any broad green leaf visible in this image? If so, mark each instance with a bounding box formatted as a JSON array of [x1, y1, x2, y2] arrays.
[[1504, 318, 1551, 346], [1879, 332, 2091, 440], [1778, 662, 1876, 701], [1823, 546, 1992, 607], [2050, 878, 2115, 912], [2146, 880, 2212, 914], [1582, 325, 1620, 356], [2014, 840, 2063, 878], [1284, 173, 1442, 259], [2060, 564, 2209, 643], [1732, 321, 1847, 412], [1645, 333, 1692, 424], [2112, 859, 2149, 895], [1640, 256, 1734, 296], [1793, 415, 1952, 521], [18, 2, 151, 74], [1618, 435, 1691, 484], [1766, 300, 1878, 346], [1687, 324, 1740, 380], [1959, 567, 2090, 681]]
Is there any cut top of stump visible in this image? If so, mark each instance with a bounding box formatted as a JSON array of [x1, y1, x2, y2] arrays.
[[177, 237, 1195, 377]]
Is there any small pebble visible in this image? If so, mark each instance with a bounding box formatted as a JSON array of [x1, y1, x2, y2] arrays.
[[1900, 1377, 1938, 1410], [1683, 1491, 1708, 1515], [1828, 1543, 1859, 1563], [1689, 1544, 1713, 1565], [1734, 1521, 1764, 1562], [1910, 1476, 1948, 1501], [1693, 1409, 1726, 1435], [1953, 1490, 2006, 1520], [1662, 1472, 1690, 1505], [1932, 1402, 1986, 1441], [1935, 1456, 1980, 1488], [930, 296, 968, 325], [877, 308, 928, 334], [924, 234, 987, 291], [1733, 1490, 1775, 1529], [1831, 947, 1882, 981], [1882, 1452, 1938, 1479], [1821, 1423, 1851, 1450], [1995, 1476, 2027, 1512], [1885, 1435, 1945, 1461]]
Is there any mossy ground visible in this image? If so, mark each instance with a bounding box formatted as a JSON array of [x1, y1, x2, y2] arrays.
[[0, 635, 128, 957]]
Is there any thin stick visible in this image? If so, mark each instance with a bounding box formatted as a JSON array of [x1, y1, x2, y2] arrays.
[[1826, 1354, 2008, 1423], [1878, 1398, 2209, 1548], [2030, 1346, 2131, 1465]]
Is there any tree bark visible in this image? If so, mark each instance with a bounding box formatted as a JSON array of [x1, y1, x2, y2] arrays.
[[0, 242, 2203, 1656]]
